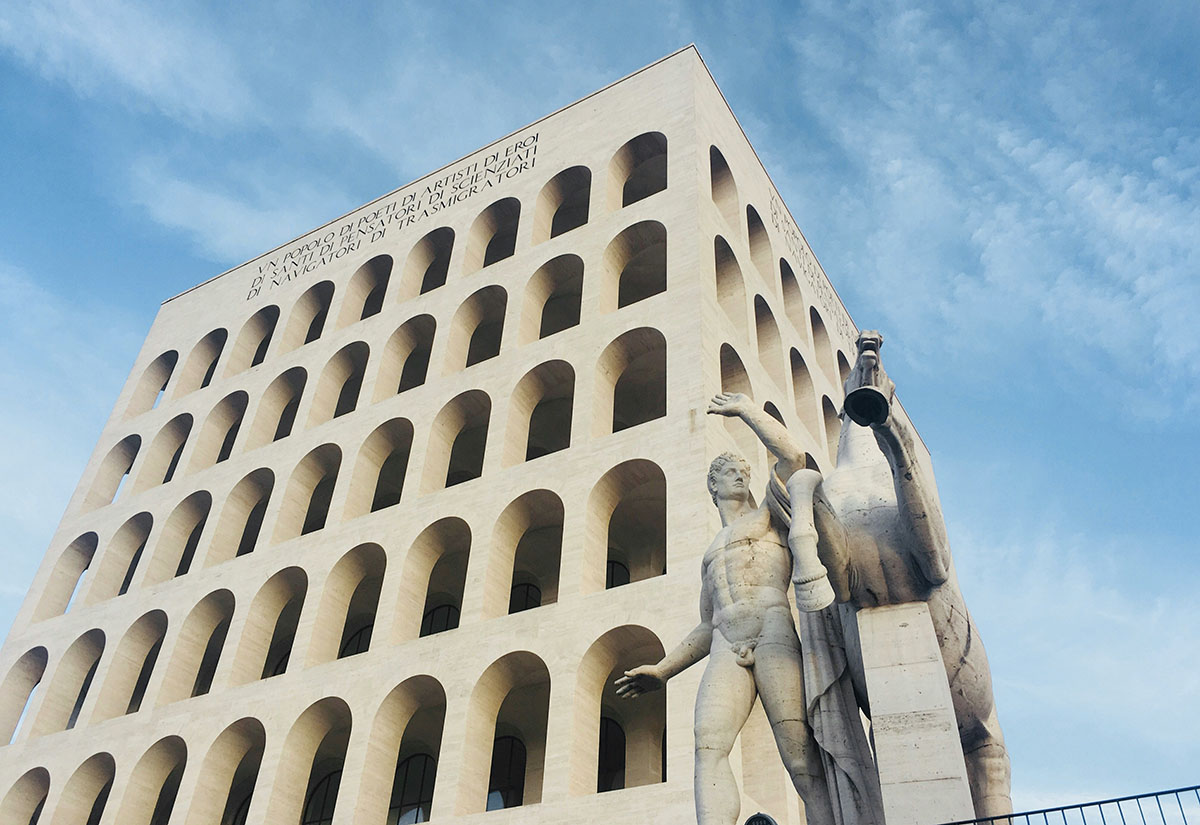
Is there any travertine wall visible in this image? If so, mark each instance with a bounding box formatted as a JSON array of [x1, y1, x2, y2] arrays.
[[0, 47, 874, 825]]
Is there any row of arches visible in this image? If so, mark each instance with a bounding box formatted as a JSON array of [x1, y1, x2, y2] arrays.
[[88, 318, 667, 525], [1, 628, 667, 824], [9, 460, 668, 742], [123, 131, 669, 423]]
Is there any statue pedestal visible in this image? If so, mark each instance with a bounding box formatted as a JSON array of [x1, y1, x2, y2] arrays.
[[857, 603, 975, 825]]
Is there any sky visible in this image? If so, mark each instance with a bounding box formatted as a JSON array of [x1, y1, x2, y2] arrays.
[[1, 0, 1198, 813]]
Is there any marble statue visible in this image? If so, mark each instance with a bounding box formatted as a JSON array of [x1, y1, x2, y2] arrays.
[[615, 394, 883, 825], [802, 330, 1012, 818]]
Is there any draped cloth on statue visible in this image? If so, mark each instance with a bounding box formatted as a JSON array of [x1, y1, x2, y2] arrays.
[[766, 468, 885, 825]]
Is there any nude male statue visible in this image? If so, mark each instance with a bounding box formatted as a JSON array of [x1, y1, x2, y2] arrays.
[[616, 393, 880, 825]]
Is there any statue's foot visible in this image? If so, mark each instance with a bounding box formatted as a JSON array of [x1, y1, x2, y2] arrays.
[[794, 571, 835, 611]]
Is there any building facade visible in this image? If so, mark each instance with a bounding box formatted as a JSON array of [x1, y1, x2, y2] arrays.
[[0, 47, 877, 825]]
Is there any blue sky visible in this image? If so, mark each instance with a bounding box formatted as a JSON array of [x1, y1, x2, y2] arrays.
[[1, 0, 1198, 811]]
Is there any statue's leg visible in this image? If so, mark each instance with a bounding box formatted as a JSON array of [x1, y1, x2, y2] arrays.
[[961, 703, 1012, 818], [754, 641, 837, 825], [694, 648, 756, 825]]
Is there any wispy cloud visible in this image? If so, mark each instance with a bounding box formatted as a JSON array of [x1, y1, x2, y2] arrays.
[[0, 0, 254, 125]]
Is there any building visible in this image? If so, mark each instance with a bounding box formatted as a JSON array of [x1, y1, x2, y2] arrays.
[[0, 46, 875, 825]]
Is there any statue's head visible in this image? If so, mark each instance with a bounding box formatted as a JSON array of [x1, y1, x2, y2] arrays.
[[707, 452, 751, 506]]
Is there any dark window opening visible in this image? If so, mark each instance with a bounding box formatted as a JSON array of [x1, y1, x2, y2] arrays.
[[508, 582, 541, 614], [301, 475, 337, 535], [301, 770, 342, 825], [191, 619, 229, 697], [163, 440, 186, 484], [175, 515, 207, 577], [337, 623, 373, 659], [125, 638, 162, 714], [333, 372, 363, 418], [486, 736, 527, 811], [236, 495, 269, 557], [398, 344, 431, 392], [273, 396, 300, 441], [483, 228, 517, 268], [389, 753, 436, 825], [445, 425, 486, 487], [370, 449, 408, 512], [598, 716, 626, 792], [419, 603, 460, 637], [66, 658, 100, 730], [605, 560, 630, 590], [465, 320, 503, 367], [361, 282, 386, 320], [304, 307, 328, 345], [217, 416, 242, 463], [119, 537, 148, 596]]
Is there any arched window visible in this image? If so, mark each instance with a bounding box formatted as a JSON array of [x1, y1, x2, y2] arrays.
[[307, 544, 385, 665], [274, 445, 341, 541], [110, 737, 186, 825], [837, 350, 852, 388], [374, 315, 435, 400], [226, 305, 279, 375], [533, 165, 591, 243], [605, 560, 630, 589], [86, 512, 152, 602], [484, 490, 563, 620], [720, 344, 761, 466], [134, 413, 193, 493], [345, 418, 413, 517], [207, 468, 273, 566], [0, 648, 47, 744], [389, 753, 436, 824], [30, 629, 104, 735], [396, 518, 470, 641], [519, 254, 583, 344], [55, 753, 114, 825], [504, 360, 573, 466], [509, 582, 541, 614], [420, 603, 459, 636], [125, 350, 177, 418], [174, 328, 228, 398], [822, 396, 841, 464], [33, 532, 98, 621], [307, 341, 369, 426], [246, 367, 306, 448], [810, 307, 838, 384], [746, 205, 773, 278], [85, 434, 140, 510], [585, 460, 667, 593], [187, 718, 264, 825], [601, 220, 666, 311], [155, 590, 234, 704], [91, 610, 166, 720], [754, 295, 786, 388], [337, 254, 392, 327], [597, 717, 626, 792], [790, 348, 819, 437], [780, 259, 808, 335], [279, 281, 335, 352], [189, 391, 249, 470], [715, 236, 748, 338], [301, 770, 342, 825], [593, 327, 666, 436], [486, 736, 527, 810], [420, 391, 490, 492], [227, 569, 306, 685], [0, 768, 49, 825], [444, 285, 506, 373], [465, 197, 520, 273], [266, 698, 350, 824], [399, 227, 454, 298], [709, 145, 739, 229], [145, 491, 210, 584], [608, 131, 667, 208]]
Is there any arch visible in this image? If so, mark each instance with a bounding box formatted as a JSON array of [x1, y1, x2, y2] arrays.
[[144, 491, 211, 585], [273, 444, 341, 542], [206, 469, 273, 566], [763, 401, 786, 426], [533, 165, 591, 243], [84, 434, 140, 510], [33, 532, 98, 621], [111, 736, 186, 825], [279, 281, 335, 353], [837, 350, 852, 389], [30, 629, 104, 735], [336, 254, 392, 327], [356, 675, 447, 824], [1, 647, 47, 744], [483, 490, 563, 620], [709, 145, 739, 228], [443, 286, 506, 374], [225, 305, 279, 376], [392, 518, 470, 643], [600, 220, 666, 312], [398, 227, 454, 299], [87, 512, 152, 603], [48, 752, 114, 825], [810, 307, 838, 383], [92, 610, 167, 721], [188, 391, 248, 471], [584, 460, 666, 594], [374, 315, 435, 401], [0, 767, 50, 824], [307, 543, 386, 665], [593, 327, 666, 437], [245, 367, 306, 448], [779, 260, 808, 335], [519, 254, 583, 344], [344, 418, 414, 517], [608, 131, 667, 209], [464, 197, 520, 273], [790, 349, 820, 438], [720, 344, 762, 466], [229, 567, 307, 685], [754, 296, 786, 388], [822, 396, 841, 465], [747, 205, 772, 278], [263, 697, 352, 825], [133, 413, 193, 492], [307, 341, 369, 427], [125, 350, 177, 417], [174, 328, 228, 397], [504, 361, 574, 466], [157, 589, 235, 704], [420, 391, 491, 492], [457, 651, 550, 814], [183, 717, 265, 825], [715, 236, 749, 338], [568, 625, 667, 794]]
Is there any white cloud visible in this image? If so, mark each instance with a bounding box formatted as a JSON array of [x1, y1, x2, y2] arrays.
[[0, 0, 254, 125]]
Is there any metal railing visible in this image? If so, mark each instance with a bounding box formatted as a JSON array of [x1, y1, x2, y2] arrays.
[[942, 786, 1200, 825]]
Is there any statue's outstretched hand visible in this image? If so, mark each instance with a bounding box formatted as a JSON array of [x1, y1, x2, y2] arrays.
[[614, 664, 666, 698], [707, 392, 750, 418]]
